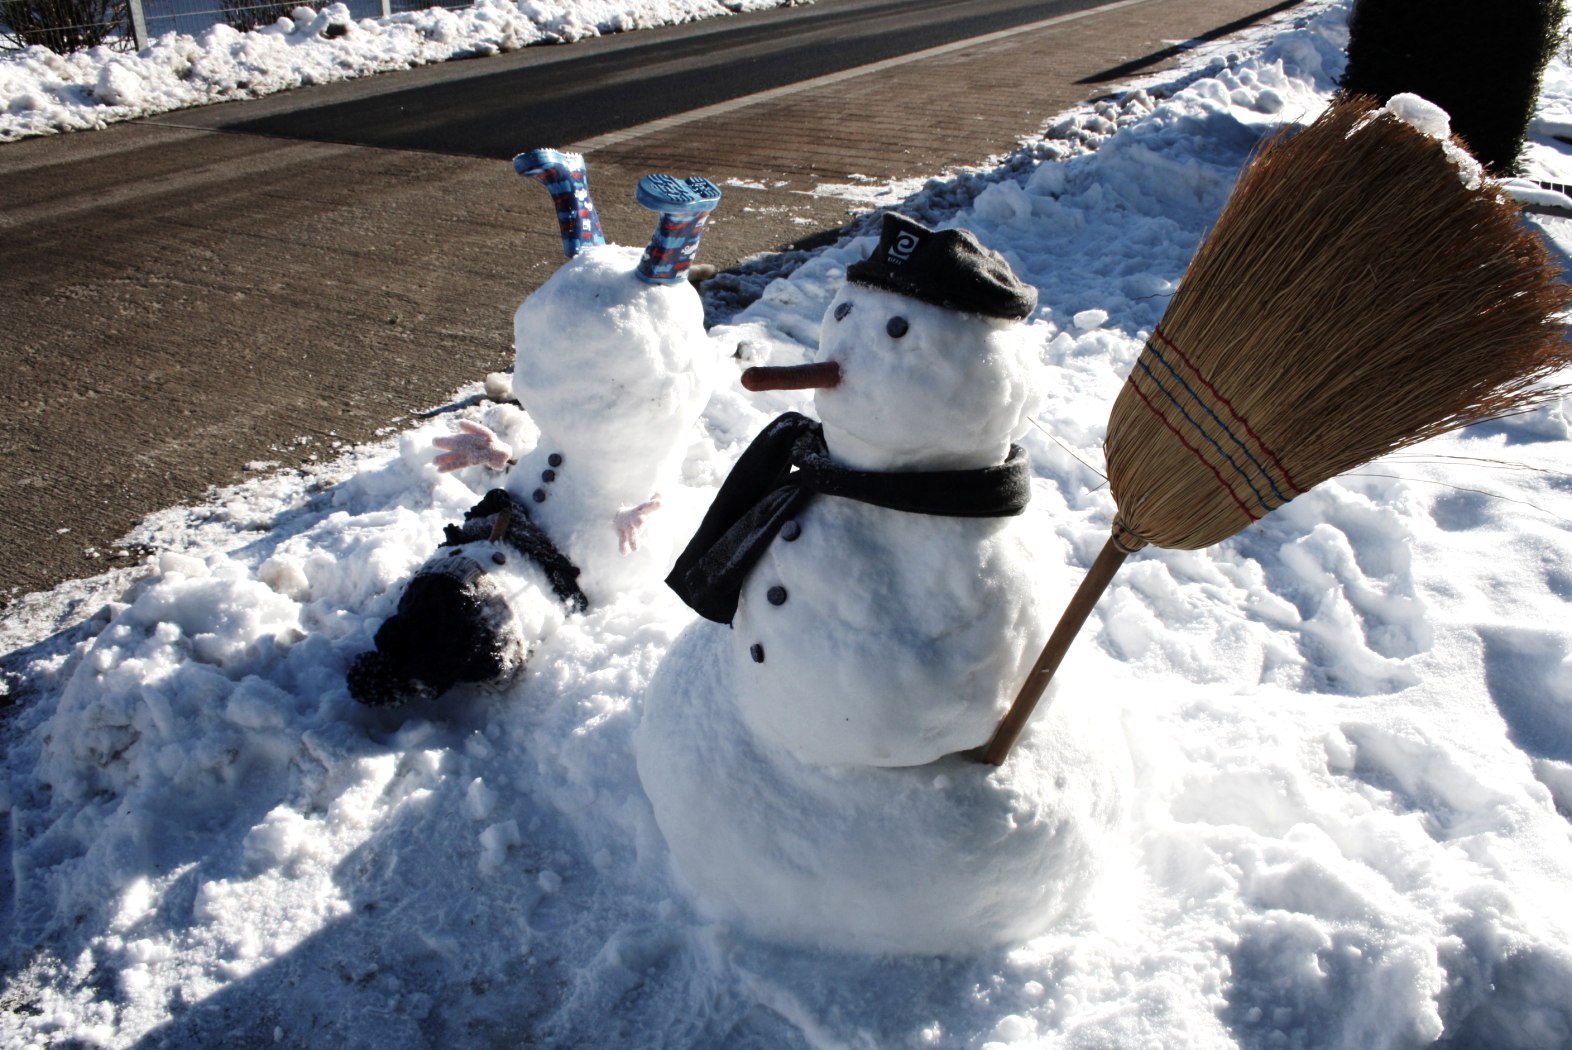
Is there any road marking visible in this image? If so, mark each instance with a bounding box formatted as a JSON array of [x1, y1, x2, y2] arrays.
[[570, 0, 1162, 151]]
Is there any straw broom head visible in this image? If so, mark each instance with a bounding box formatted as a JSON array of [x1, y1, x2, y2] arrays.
[[980, 95, 1572, 766], [1105, 94, 1572, 553]]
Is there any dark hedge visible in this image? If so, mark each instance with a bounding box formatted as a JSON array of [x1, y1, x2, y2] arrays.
[[1340, 0, 1567, 174]]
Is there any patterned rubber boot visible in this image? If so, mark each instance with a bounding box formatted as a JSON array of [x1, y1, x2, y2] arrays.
[[514, 147, 606, 259], [634, 174, 723, 285]]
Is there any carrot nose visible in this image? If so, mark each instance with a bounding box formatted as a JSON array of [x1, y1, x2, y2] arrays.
[[740, 362, 842, 392]]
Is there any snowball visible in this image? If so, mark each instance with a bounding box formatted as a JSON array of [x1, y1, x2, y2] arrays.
[[1380, 93, 1451, 141], [512, 244, 712, 481], [637, 621, 1131, 954], [483, 371, 513, 401], [506, 242, 721, 599], [1072, 308, 1108, 331]]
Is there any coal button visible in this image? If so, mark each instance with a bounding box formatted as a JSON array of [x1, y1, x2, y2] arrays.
[[749, 643, 765, 664], [532, 488, 547, 503], [542, 469, 557, 483], [780, 520, 801, 541], [767, 585, 788, 606], [491, 552, 507, 566], [548, 452, 564, 468]]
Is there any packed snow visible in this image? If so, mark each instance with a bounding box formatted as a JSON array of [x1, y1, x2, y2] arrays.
[[505, 239, 716, 597], [7, 0, 1572, 1047], [0, 0, 802, 143]]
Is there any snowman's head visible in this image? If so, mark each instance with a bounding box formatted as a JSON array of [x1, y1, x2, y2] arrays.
[[803, 214, 1042, 471], [813, 282, 1042, 471]]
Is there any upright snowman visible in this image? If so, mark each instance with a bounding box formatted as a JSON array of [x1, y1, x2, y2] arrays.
[[349, 150, 723, 707], [637, 213, 1130, 954]]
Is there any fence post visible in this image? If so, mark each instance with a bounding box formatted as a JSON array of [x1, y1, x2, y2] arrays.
[[127, 0, 149, 49], [381, 0, 391, 15]]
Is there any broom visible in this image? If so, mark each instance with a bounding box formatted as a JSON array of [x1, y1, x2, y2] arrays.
[[979, 94, 1572, 766]]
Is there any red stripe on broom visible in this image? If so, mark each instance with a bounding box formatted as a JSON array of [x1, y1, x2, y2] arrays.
[[1153, 325, 1303, 496], [1126, 372, 1261, 530]]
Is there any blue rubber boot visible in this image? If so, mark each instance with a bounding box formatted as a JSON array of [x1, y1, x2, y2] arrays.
[[634, 174, 723, 285], [514, 148, 606, 259]]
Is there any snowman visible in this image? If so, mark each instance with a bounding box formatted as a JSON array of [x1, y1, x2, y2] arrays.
[[348, 150, 723, 707], [637, 213, 1130, 953]]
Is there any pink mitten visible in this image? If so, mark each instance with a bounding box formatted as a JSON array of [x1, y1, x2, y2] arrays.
[[614, 496, 663, 554], [433, 420, 512, 472]]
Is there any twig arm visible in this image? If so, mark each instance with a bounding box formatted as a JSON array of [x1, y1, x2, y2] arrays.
[[975, 536, 1130, 766]]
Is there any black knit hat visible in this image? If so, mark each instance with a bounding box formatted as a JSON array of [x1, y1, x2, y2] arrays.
[[846, 212, 1037, 320]]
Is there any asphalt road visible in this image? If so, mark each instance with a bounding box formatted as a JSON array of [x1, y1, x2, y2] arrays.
[[191, 0, 1122, 156], [0, 0, 1304, 605]]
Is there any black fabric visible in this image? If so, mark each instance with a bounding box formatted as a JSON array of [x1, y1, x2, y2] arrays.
[[444, 488, 589, 614], [846, 212, 1037, 320], [666, 412, 1033, 624], [347, 555, 519, 707], [346, 488, 589, 708]]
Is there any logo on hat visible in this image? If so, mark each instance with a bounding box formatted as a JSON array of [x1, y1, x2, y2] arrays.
[[887, 229, 922, 266]]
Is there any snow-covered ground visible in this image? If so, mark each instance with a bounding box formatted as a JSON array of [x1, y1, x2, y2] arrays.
[[7, 1, 1572, 1047], [0, 0, 800, 142]]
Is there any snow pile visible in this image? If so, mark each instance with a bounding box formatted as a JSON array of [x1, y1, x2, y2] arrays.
[[0, 0, 802, 143], [5, 1, 1572, 1046]]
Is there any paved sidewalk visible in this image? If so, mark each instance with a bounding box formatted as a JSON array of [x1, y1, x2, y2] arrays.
[[580, 0, 1298, 188], [0, 0, 1305, 602]]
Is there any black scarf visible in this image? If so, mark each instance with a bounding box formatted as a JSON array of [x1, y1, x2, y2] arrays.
[[666, 412, 1032, 624], [444, 488, 589, 613]]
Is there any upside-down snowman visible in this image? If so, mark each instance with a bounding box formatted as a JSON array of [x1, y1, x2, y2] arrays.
[[348, 149, 723, 707], [636, 213, 1130, 954]]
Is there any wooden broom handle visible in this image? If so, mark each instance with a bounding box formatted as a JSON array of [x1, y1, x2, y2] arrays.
[[976, 536, 1130, 765]]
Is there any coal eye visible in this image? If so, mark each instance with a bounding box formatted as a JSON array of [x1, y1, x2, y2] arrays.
[[834, 302, 853, 322], [886, 316, 909, 338]]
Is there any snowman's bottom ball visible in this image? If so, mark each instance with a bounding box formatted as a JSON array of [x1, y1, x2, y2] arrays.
[[636, 621, 1131, 956]]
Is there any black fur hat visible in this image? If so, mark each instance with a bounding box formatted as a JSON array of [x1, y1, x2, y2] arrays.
[[347, 554, 525, 707], [846, 212, 1037, 320]]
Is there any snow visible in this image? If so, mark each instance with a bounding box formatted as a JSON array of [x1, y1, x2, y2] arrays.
[[638, 621, 1130, 953], [688, 279, 1059, 768], [719, 492, 1057, 766], [507, 240, 719, 598], [5, 0, 1572, 1046], [1375, 92, 1485, 189], [813, 284, 1042, 473]]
